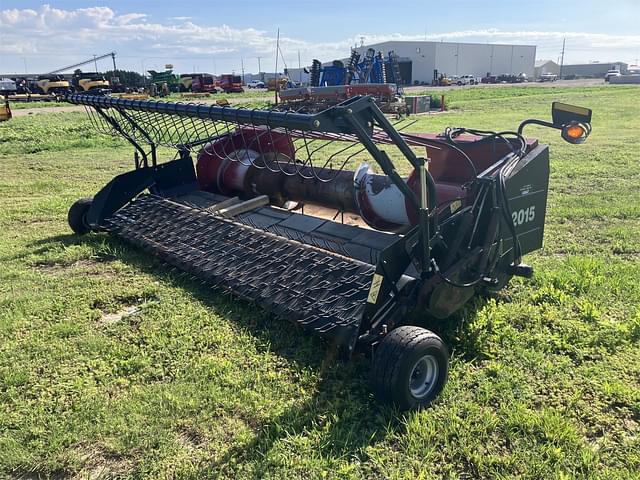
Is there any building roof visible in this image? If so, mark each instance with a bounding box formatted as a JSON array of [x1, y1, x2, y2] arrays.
[[563, 61, 628, 67], [361, 40, 537, 49], [535, 59, 558, 68]]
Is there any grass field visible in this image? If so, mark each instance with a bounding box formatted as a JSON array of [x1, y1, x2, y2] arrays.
[[0, 85, 639, 479]]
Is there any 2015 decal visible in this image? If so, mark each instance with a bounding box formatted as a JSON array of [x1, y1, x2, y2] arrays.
[[512, 206, 535, 226]]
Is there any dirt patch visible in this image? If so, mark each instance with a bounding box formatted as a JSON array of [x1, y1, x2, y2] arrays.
[[99, 305, 140, 325], [176, 426, 205, 453], [12, 105, 86, 117], [93, 293, 157, 325], [34, 258, 102, 274], [73, 445, 132, 480], [34, 258, 117, 277]]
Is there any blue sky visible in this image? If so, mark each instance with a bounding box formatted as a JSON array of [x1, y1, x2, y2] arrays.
[[1, 1, 639, 74]]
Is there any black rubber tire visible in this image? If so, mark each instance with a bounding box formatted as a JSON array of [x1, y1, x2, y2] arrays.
[[371, 326, 449, 410], [67, 197, 93, 235]]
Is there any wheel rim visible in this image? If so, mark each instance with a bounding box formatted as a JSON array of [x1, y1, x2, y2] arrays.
[[409, 354, 439, 399]]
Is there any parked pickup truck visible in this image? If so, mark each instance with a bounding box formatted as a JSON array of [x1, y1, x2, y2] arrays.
[[456, 75, 480, 85], [604, 69, 621, 82], [246, 80, 265, 88]]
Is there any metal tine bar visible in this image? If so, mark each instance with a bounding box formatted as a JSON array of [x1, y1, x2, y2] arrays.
[[95, 109, 113, 135], [371, 119, 418, 143], [304, 131, 356, 157], [189, 110, 221, 151], [286, 118, 417, 147], [321, 139, 368, 173], [250, 123, 287, 175], [211, 126, 237, 167], [68, 94, 321, 131], [115, 108, 158, 166], [176, 111, 194, 146], [265, 110, 298, 175], [214, 108, 242, 166], [293, 134, 321, 177], [297, 119, 419, 179], [85, 106, 109, 135], [277, 131, 326, 181], [76, 95, 426, 184], [329, 142, 371, 174], [185, 115, 203, 149], [234, 112, 261, 167], [187, 115, 205, 147], [169, 109, 190, 145], [246, 124, 304, 176], [151, 111, 171, 145], [292, 129, 360, 144], [281, 125, 305, 177], [292, 131, 334, 158], [147, 109, 170, 145], [300, 133, 365, 180], [297, 131, 316, 170]]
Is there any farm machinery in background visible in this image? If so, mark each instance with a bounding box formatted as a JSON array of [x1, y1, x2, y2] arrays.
[[180, 74, 218, 94], [481, 72, 528, 84], [52, 52, 114, 95], [147, 67, 182, 95], [31, 75, 72, 95], [4, 52, 117, 101], [1, 77, 62, 102], [180, 73, 242, 94], [219, 74, 244, 93], [267, 77, 292, 91], [71, 71, 111, 94], [0, 99, 11, 121], [279, 49, 407, 114], [2, 72, 110, 102], [0, 78, 18, 97], [60, 92, 592, 410]]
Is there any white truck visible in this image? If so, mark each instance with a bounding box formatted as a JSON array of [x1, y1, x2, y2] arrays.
[[604, 69, 621, 82], [246, 80, 265, 89], [539, 73, 557, 82], [456, 75, 480, 86]]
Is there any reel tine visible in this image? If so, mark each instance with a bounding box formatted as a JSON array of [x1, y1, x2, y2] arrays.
[[73, 94, 415, 185]]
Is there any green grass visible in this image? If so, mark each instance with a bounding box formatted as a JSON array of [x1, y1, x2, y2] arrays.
[[8, 100, 70, 110], [0, 85, 639, 479], [416, 84, 638, 108], [6, 88, 270, 111]]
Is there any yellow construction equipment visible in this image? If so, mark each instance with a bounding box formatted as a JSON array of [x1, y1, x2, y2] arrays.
[[0, 100, 12, 122], [73, 72, 110, 94], [34, 75, 71, 95]]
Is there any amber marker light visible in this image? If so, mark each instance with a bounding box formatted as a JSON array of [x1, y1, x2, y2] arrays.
[[561, 122, 590, 144]]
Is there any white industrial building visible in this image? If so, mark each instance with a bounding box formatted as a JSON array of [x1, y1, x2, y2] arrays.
[[354, 41, 537, 85]]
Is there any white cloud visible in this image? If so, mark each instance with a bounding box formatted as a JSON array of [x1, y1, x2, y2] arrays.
[[1, 5, 639, 73]]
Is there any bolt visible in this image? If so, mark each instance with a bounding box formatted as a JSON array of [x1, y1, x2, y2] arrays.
[[313, 120, 320, 127]]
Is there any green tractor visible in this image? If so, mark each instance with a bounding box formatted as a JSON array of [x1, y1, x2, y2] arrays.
[[147, 69, 181, 95]]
